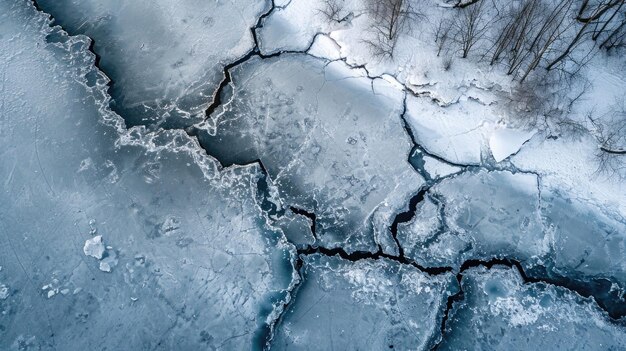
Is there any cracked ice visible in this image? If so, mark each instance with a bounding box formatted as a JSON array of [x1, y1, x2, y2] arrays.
[[1, 0, 625, 350]]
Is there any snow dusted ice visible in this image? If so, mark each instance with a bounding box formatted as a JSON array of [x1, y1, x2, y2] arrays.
[[1, 0, 625, 350], [272, 255, 456, 350], [0, 3, 294, 349]]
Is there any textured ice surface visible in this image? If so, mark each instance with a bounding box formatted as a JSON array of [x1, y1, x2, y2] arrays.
[[274, 210, 316, 249], [199, 55, 423, 253], [0, 3, 294, 349], [396, 194, 444, 259], [422, 155, 463, 180], [540, 189, 626, 304], [398, 170, 546, 268], [397, 168, 626, 317], [35, 0, 269, 127], [2, 0, 626, 349], [440, 266, 626, 350], [272, 254, 457, 350]]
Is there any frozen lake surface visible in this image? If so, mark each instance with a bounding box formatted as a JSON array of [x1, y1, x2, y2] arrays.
[[1, 0, 625, 349]]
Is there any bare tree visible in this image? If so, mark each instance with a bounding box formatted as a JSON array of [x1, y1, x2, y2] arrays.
[[364, 0, 421, 57], [590, 1, 624, 40], [318, 0, 351, 23], [595, 4, 626, 50], [453, 0, 481, 8], [599, 16, 626, 49], [434, 17, 454, 56], [589, 100, 626, 178], [451, 0, 491, 58], [547, 0, 623, 70], [577, 0, 623, 23], [488, 0, 542, 70], [507, 70, 589, 133], [519, 0, 576, 82]]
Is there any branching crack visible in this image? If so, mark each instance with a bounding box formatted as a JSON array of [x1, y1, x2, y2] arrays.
[[28, 1, 626, 350], [297, 245, 454, 275]]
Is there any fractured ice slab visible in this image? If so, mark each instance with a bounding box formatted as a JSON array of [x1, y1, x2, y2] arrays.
[[36, 0, 270, 127], [200, 55, 423, 253], [405, 94, 498, 165], [256, 0, 351, 55], [398, 170, 546, 268], [0, 2, 294, 349], [489, 126, 536, 162], [439, 266, 626, 350], [422, 155, 462, 179], [307, 34, 343, 61], [271, 254, 458, 350]]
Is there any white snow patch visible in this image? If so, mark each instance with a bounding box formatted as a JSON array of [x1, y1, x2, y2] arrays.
[[511, 134, 626, 215]]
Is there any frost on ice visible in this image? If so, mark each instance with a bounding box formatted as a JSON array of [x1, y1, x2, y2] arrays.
[[272, 255, 457, 350], [440, 266, 626, 350], [35, 0, 270, 127]]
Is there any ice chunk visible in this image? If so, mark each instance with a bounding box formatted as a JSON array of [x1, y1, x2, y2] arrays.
[[307, 34, 343, 60], [83, 235, 105, 260], [0, 284, 8, 300], [423, 156, 462, 179], [200, 55, 423, 253], [0, 3, 295, 350], [98, 250, 118, 273], [36, 0, 270, 127], [439, 266, 626, 350], [272, 254, 458, 350], [489, 126, 536, 162]]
